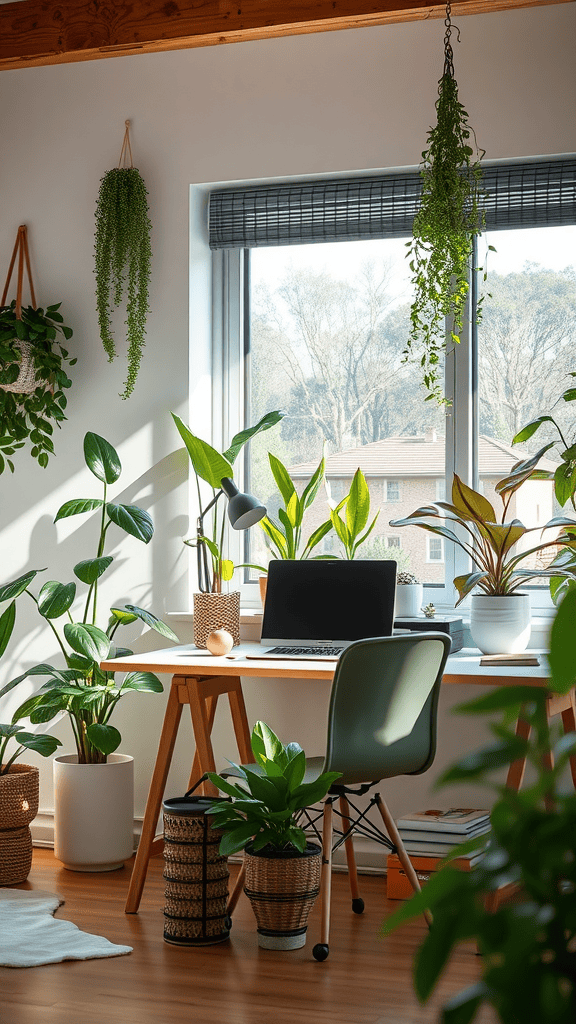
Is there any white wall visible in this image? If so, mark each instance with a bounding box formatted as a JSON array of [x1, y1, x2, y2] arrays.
[[1, 4, 575, 846]]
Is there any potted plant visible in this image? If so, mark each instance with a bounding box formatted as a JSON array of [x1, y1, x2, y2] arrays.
[[327, 467, 380, 559], [404, 4, 488, 404], [512, 371, 576, 604], [382, 585, 576, 1024], [0, 299, 75, 473], [390, 472, 576, 653], [0, 431, 179, 871], [207, 721, 341, 950], [94, 123, 152, 400], [171, 410, 282, 646], [395, 571, 424, 618], [0, 724, 62, 884]]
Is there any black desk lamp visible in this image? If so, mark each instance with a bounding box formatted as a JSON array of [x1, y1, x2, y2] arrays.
[[197, 477, 266, 593]]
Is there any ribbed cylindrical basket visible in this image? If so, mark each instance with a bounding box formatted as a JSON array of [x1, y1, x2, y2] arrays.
[[193, 591, 241, 648], [0, 763, 39, 884], [0, 339, 38, 394], [244, 843, 322, 950], [162, 795, 230, 946]]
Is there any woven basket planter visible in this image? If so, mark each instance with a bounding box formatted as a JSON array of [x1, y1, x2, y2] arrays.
[[162, 795, 230, 946], [0, 339, 38, 394], [0, 763, 39, 884], [244, 842, 322, 950], [193, 591, 240, 648]]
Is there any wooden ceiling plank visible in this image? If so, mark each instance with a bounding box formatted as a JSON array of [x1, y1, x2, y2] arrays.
[[0, 0, 571, 71]]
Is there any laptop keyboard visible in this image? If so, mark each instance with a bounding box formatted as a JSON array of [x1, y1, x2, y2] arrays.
[[266, 646, 344, 657]]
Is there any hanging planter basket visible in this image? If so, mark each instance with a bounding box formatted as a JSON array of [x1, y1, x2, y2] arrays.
[[0, 227, 39, 396]]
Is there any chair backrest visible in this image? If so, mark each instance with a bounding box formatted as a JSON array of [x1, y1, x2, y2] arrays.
[[322, 633, 452, 786]]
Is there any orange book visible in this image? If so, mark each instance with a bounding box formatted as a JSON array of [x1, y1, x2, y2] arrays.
[[386, 852, 476, 900]]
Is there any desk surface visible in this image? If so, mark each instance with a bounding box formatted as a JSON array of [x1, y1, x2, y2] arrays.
[[101, 642, 551, 687]]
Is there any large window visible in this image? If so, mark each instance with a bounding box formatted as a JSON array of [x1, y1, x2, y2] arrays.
[[208, 159, 576, 607]]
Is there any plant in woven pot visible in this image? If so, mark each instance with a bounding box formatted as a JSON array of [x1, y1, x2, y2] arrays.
[[390, 472, 576, 654], [172, 410, 282, 648], [207, 721, 341, 950], [0, 431, 178, 870], [0, 226, 75, 474], [0, 724, 61, 884]]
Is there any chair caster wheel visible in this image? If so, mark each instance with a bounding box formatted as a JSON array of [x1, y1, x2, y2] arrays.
[[352, 898, 364, 914], [313, 943, 329, 962], [224, 915, 233, 931]]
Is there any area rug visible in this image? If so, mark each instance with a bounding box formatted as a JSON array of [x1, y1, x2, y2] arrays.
[[0, 888, 132, 967]]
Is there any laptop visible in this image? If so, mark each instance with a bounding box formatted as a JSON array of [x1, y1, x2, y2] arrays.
[[250, 559, 397, 660]]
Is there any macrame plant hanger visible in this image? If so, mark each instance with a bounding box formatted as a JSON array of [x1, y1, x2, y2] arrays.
[[118, 120, 134, 169], [0, 225, 39, 394]]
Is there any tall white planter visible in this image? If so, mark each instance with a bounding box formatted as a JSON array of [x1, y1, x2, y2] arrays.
[[470, 593, 531, 655], [54, 754, 134, 872]]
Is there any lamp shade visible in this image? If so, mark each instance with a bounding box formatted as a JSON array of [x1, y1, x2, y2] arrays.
[[220, 478, 266, 530]]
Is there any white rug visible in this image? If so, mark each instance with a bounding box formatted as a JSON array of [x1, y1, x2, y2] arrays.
[[0, 888, 132, 967]]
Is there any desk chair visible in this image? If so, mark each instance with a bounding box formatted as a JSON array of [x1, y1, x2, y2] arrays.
[[227, 632, 452, 961]]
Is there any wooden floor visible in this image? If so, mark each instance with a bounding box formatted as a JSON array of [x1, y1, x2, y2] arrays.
[[2, 849, 497, 1024]]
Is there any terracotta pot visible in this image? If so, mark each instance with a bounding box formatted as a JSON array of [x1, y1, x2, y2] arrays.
[[244, 842, 321, 949]]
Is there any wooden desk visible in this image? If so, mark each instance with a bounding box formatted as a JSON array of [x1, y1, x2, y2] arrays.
[[100, 643, 576, 914]]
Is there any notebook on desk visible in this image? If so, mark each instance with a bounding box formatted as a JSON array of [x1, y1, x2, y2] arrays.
[[248, 559, 397, 660]]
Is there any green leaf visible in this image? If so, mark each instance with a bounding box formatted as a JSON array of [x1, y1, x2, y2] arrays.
[[0, 663, 55, 701], [300, 456, 326, 511], [223, 410, 283, 464], [218, 823, 258, 856], [549, 588, 576, 694], [345, 468, 370, 537], [442, 983, 490, 1024], [452, 475, 496, 524], [554, 462, 574, 507], [512, 416, 555, 444], [86, 723, 122, 755], [106, 503, 154, 543], [73, 556, 113, 585], [63, 623, 110, 661], [122, 605, 179, 642], [83, 432, 121, 484], [172, 414, 233, 488], [109, 607, 139, 625], [268, 453, 297, 507], [302, 518, 334, 556], [13, 732, 62, 757], [252, 721, 284, 764], [121, 672, 164, 693], [37, 580, 76, 619], [206, 773, 248, 800], [0, 600, 16, 657], [221, 559, 234, 582], [0, 569, 42, 603], [53, 498, 103, 523]]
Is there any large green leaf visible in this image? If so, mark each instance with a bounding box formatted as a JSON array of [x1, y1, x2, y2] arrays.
[[0, 663, 55, 701], [300, 456, 326, 511], [172, 414, 233, 488], [109, 607, 139, 626], [14, 732, 62, 757], [106, 503, 154, 543], [0, 600, 16, 657], [495, 443, 556, 498], [63, 623, 111, 661], [53, 498, 103, 523], [38, 581, 76, 619], [86, 723, 122, 755], [302, 518, 334, 556], [122, 605, 179, 642], [73, 556, 113, 585], [345, 469, 370, 536], [0, 569, 42, 604], [268, 453, 296, 507], [121, 672, 164, 693], [452, 475, 496, 524], [83, 432, 121, 484], [223, 410, 283, 465], [512, 415, 555, 444], [453, 571, 489, 603], [549, 588, 576, 695]]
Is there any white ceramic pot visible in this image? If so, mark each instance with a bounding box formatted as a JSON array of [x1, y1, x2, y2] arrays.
[[395, 583, 424, 618], [469, 593, 531, 655], [53, 753, 134, 872]]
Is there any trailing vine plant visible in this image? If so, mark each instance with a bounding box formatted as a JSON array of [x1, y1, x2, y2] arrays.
[[94, 121, 152, 400], [405, 3, 490, 404]]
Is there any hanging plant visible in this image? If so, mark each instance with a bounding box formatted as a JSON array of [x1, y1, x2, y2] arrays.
[[0, 226, 75, 475], [404, 3, 489, 404], [94, 121, 152, 400]]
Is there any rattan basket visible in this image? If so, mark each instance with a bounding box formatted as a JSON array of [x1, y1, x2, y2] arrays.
[[0, 339, 38, 394], [244, 842, 321, 949], [0, 763, 39, 884], [162, 796, 230, 945], [192, 591, 240, 648]]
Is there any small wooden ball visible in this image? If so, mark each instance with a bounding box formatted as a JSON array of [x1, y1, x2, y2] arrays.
[[206, 629, 234, 656]]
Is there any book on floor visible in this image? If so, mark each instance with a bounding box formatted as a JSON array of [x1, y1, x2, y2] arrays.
[[398, 823, 491, 844], [395, 808, 490, 832], [401, 837, 490, 857]]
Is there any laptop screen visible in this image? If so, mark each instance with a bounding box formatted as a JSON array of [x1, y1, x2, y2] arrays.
[[261, 559, 397, 645]]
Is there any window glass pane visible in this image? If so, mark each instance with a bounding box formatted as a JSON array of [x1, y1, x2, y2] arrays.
[[478, 226, 576, 583], [247, 238, 445, 584]]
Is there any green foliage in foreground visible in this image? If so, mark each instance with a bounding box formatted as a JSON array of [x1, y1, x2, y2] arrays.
[[382, 587, 576, 1024]]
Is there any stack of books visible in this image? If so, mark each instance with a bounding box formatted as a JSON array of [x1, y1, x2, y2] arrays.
[[387, 808, 491, 900]]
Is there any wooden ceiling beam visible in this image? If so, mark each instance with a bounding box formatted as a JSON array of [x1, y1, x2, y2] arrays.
[[0, 0, 571, 71]]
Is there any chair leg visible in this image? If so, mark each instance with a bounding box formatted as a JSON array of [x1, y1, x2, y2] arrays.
[[339, 794, 364, 914], [312, 798, 333, 962], [226, 855, 246, 919], [375, 793, 433, 928]]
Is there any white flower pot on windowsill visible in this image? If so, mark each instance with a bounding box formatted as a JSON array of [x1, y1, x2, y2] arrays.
[[469, 593, 531, 655], [395, 584, 424, 618]]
